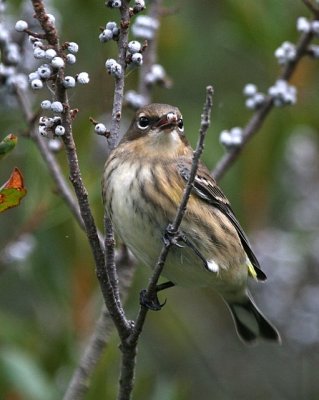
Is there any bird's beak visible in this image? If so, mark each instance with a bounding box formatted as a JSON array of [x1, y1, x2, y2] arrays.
[[155, 112, 178, 130]]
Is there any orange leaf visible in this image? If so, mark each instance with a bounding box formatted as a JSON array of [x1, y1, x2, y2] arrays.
[[0, 168, 27, 212]]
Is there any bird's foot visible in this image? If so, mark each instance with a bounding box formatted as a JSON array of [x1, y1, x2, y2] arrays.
[[163, 224, 185, 248], [139, 289, 166, 311], [139, 281, 175, 311]]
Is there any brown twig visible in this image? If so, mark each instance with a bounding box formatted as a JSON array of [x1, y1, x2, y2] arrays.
[[104, 0, 132, 321], [30, 0, 131, 340], [63, 246, 135, 400], [108, 1, 131, 149]]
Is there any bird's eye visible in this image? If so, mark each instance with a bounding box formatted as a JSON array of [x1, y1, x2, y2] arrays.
[[177, 119, 184, 131], [137, 116, 150, 130]]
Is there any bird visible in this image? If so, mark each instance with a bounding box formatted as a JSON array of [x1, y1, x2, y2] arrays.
[[102, 103, 281, 344]]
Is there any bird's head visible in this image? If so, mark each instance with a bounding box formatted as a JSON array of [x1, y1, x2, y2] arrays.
[[121, 103, 189, 157]]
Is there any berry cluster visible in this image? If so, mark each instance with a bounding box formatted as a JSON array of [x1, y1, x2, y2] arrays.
[[275, 41, 296, 65], [0, 10, 28, 94], [131, 15, 159, 40], [38, 115, 65, 137], [124, 90, 148, 109], [243, 84, 265, 110], [23, 34, 87, 93], [99, 21, 120, 43], [243, 79, 297, 110], [297, 16, 319, 34], [219, 127, 243, 149], [268, 79, 297, 107], [13, 14, 90, 141]]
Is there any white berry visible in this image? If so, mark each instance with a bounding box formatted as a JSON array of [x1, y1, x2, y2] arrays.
[[106, 0, 121, 7], [48, 139, 62, 152], [106, 21, 117, 30], [31, 79, 43, 90], [33, 47, 46, 59], [312, 20, 319, 34], [46, 14, 56, 24], [243, 83, 257, 96], [51, 56, 65, 69], [45, 48, 57, 59], [28, 71, 40, 81], [41, 100, 52, 109], [95, 123, 107, 134], [15, 20, 28, 32], [51, 101, 64, 113], [67, 42, 79, 53], [66, 53, 76, 64], [99, 29, 113, 43], [128, 40, 141, 54], [76, 72, 90, 84], [105, 59, 122, 77], [131, 52, 143, 65], [297, 17, 311, 33], [37, 64, 52, 79], [55, 125, 65, 136], [134, 0, 145, 11], [63, 76, 76, 88], [39, 125, 48, 136], [32, 40, 43, 49]]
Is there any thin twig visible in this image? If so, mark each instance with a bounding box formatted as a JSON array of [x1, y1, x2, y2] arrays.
[[108, 1, 131, 149], [303, 0, 319, 17], [130, 85, 214, 345], [115, 86, 214, 400], [104, 0, 131, 313], [137, 0, 163, 103], [63, 247, 135, 400], [14, 87, 108, 246], [30, 0, 131, 340], [213, 7, 316, 180], [99, 0, 133, 355]]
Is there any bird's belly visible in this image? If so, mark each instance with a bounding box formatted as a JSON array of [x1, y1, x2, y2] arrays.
[[107, 162, 164, 265]]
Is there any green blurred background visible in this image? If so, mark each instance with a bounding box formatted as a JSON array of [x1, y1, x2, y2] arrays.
[[1, 0, 319, 399]]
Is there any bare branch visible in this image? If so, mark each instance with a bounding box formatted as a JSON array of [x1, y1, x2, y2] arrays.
[[63, 248, 136, 400], [29, 0, 131, 340], [104, 0, 131, 319], [213, 8, 316, 181], [108, 1, 131, 149], [303, 0, 319, 17]]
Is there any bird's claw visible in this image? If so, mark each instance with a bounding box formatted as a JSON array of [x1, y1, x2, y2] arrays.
[[163, 225, 185, 248], [139, 289, 167, 311]]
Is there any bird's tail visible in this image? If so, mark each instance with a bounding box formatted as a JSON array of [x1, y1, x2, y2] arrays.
[[226, 291, 281, 344]]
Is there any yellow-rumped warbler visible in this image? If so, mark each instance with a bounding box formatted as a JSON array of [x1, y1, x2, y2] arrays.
[[102, 103, 280, 344]]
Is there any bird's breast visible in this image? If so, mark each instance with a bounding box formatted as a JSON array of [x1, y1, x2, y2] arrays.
[[103, 156, 168, 266]]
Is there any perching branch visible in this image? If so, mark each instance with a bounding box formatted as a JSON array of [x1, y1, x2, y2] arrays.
[[115, 86, 214, 400]]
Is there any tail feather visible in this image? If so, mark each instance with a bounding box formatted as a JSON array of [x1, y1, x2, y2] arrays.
[[227, 292, 281, 344]]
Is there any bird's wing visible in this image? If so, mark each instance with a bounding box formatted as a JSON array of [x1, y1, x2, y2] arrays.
[[177, 159, 267, 281]]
